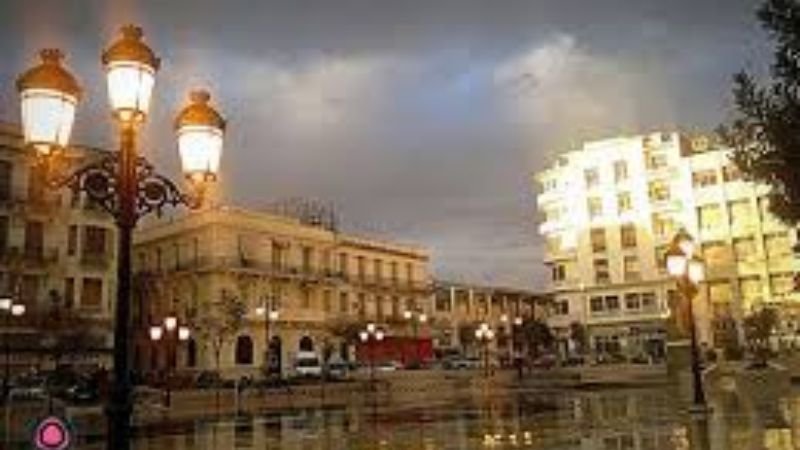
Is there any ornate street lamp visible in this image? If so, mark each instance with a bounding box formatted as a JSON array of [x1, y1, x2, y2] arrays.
[[15, 24, 226, 450], [360, 323, 385, 387], [665, 229, 708, 412], [2, 298, 26, 401], [149, 319, 190, 408], [255, 298, 281, 377], [403, 309, 428, 367], [475, 322, 495, 378]]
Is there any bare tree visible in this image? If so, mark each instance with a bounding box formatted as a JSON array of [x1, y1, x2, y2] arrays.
[[192, 290, 247, 380]]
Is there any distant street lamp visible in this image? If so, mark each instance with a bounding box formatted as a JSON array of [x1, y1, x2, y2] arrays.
[[1, 291, 26, 402], [403, 309, 427, 367], [501, 314, 523, 379], [255, 298, 281, 377], [665, 228, 708, 412], [149, 315, 191, 409], [359, 323, 385, 387], [15, 25, 227, 450], [475, 322, 495, 378]]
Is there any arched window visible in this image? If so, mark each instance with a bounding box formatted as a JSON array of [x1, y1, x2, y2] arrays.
[[299, 335, 314, 352], [235, 335, 254, 365], [187, 339, 197, 368]]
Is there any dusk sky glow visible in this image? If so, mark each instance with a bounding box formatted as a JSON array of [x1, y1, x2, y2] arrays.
[[0, 0, 769, 288]]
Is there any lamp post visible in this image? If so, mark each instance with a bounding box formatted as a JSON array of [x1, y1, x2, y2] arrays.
[[475, 322, 495, 378], [359, 323, 385, 388], [15, 25, 227, 450], [255, 299, 280, 378], [1, 294, 25, 402], [149, 315, 190, 409], [501, 314, 523, 379], [403, 309, 427, 367], [665, 228, 708, 412]]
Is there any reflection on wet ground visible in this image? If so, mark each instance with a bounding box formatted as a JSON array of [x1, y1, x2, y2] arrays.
[[58, 382, 800, 449]]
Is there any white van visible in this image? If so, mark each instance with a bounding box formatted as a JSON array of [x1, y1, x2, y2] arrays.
[[294, 351, 322, 378]]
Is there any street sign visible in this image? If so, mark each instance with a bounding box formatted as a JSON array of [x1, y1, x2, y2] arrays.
[[33, 416, 71, 450]]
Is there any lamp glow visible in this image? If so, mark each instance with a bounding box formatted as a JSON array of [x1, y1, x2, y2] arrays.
[[367, 323, 376, 334], [175, 90, 226, 181], [0, 298, 11, 311], [149, 325, 163, 341], [688, 258, 705, 283], [164, 316, 177, 331], [10, 304, 25, 317], [178, 326, 191, 341], [16, 49, 81, 155], [102, 25, 160, 123], [268, 310, 280, 321], [375, 330, 385, 341], [359, 331, 368, 342]]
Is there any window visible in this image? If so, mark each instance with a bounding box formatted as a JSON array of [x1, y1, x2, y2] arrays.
[[733, 237, 757, 261], [624, 293, 641, 310], [651, 214, 675, 238], [641, 292, 657, 311], [722, 164, 741, 182], [584, 168, 599, 187], [235, 335, 254, 365], [771, 274, 794, 296], [375, 295, 384, 319], [613, 161, 628, 183], [301, 289, 312, 309], [623, 256, 640, 281], [80, 278, 103, 310], [645, 153, 668, 170], [546, 235, 562, 253], [357, 256, 366, 280], [605, 296, 620, 311], [391, 296, 400, 317], [765, 233, 790, 259], [0, 216, 8, 256], [729, 200, 754, 228], [708, 281, 733, 304], [390, 262, 398, 283], [339, 253, 349, 274], [617, 192, 632, 213], [271, 241, 284, 269], [551, 263, 567, 282], [322, 290, 332, 312], [24, 221, 44, 259], [620, 224, 637, 248], [555, 300, 569, 315], [590, 228, 607, 253], [64, 278, 75, 308], [0, 161, 11, 203], [544, 206, 562, 223], [692, 169, 718, 188], [648, 181, 670, 202], [66, 225, 78, 256], [321, 250, 331, 272], [702, 242, 733, 266], [590, 296, 604, 313], [587, 197, 603, 218], [357, 293, 366, 316], [83, 226, 107, 258], [698, 204, 723, 231], [406, 262, 414, 285], [542, 178, 558, 192], [594, 259, 610, 284], [740, 277, 763, 303], [373, 259, 383, 281], [302, 246, 313, 273], [339, 292, 349, 313]]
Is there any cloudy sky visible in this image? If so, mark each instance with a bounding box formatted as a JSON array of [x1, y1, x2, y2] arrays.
[[0, 0, 769, 288]]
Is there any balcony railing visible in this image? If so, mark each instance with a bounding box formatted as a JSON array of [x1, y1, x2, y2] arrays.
[[81, 252, 112, 270]]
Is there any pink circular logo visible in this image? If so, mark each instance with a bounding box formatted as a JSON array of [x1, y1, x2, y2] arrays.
[[34, 416, 71, 450]]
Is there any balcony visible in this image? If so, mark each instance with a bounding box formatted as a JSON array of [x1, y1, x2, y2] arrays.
[[81, 252, 112, 270], [21, 247, 59, 268]]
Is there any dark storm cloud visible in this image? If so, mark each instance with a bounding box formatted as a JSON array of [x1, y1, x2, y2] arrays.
[[0, 0, 768, 288]]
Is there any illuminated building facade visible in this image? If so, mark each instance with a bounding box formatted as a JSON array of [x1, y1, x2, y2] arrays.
[[133, 206, 431, 377], [536, 132, 800, 358]]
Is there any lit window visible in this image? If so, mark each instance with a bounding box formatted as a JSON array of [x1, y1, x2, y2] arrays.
[[620, 224, 637, 248], [698, 204, 723, 231], [739, 277, 762, 303], [590, 228, 607, 253], [733, 237, 757, 261], [729, 200, 754, 228], [692, 169, 718, 188], [765, 233, 791, 259], [702, 242, 733, 266], [651, 214, 675, 238], [648, 181, 670, 202], [645, 153, 668, 170], [613, 161, 628, 183], [722, 164, 741, 182], [623, 256, 640, 281], [587, 197, 603, 218], [594, 259, 610, 284], [617, 192, 632, 213]]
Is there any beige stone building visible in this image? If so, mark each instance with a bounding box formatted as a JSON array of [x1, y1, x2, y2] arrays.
[[133, 206, 431, 377], [535, 132, 800, 359], [0, 122, 117, 370]]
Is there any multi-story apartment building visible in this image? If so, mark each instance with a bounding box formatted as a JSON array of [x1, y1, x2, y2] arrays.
[[133, 206, 431, 377], [535, 132, 800, 359], [0, 122, 117, 371]]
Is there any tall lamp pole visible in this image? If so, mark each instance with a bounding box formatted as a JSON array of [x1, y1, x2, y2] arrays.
[[15, 25, 227, 450], [1, 295, 26, 401], [665, 228, 708, 412], [149, 315, 190, 408], [403, 309, 427, 367], [501, 314, 523, 379], [475, 322, 494, 378], [359, 323, 385, 388], [255, 299, 280, 377]]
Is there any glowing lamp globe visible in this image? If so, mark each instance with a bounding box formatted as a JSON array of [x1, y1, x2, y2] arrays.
[[178, 326, 191, 341], [16, 49, 81, 155], [375, 330, 385, 341], [665, 244, 688, 277], [359, 331, 369, 342], [688, 258, 705, 284], [673, 228, 695, 256], [174, 90, 226, 182], [102, 25, 160, 123], [10, 304, 25, 317], [268, 310, 280, 321], [149, 325, 163, 341], [403, 310, 412, 320], [164, 315, 178, 331], [0, 297, 11, 311], [419, 313, 428, 323]]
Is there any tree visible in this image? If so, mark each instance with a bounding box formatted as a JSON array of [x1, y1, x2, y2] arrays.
[[743, 308, 779, 365], [719, 0, 800, 224], [192, 291, 247, 379], [521, 319, 555, 359]]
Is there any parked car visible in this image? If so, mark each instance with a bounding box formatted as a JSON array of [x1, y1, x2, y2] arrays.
[[376, 360, 402, 372], [294, 351, 323, 378], [326, 357, 350, 380], [443, 356, 481, 370]]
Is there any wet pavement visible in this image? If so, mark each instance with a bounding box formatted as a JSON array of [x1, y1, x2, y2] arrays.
[[8, 379, 800, 449]]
